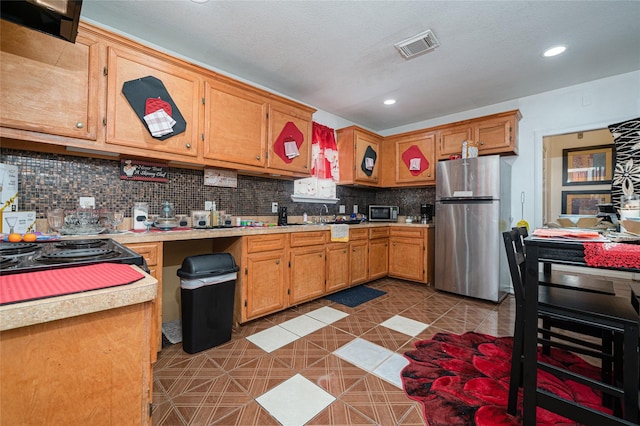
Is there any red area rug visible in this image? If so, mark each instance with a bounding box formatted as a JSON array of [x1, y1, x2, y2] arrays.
[[401, 332, 611, 425]]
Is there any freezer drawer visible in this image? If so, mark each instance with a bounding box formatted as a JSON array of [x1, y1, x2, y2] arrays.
[[435, 200, 506, 302]]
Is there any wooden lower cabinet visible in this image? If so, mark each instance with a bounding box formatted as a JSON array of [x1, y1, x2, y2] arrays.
[[288, 231, 327, 304], [326, 243, 350, 292], [125, 242, 163, 362], [388, 227, 435, 284], [289, 245, 326, 304], [244, 248, 287, 321], [349, 240, 369, 285], [0, 302, 153, 425], [368, 227, 389, 280]]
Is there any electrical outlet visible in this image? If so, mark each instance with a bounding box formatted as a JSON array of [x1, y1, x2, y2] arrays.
[[353, 205, 358, 214], [79, 197, 95, 208], [205, 201, 213, 211], [339, 205, 345, 214], [271, 202, 279, 213]]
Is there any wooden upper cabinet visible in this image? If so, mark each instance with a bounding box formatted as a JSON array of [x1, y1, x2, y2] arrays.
[[385, 130, 436, 186], [474, 111, 521, 155], [266, 102, 313, 174], [436, 110, 521, 159], [437, 124, 473, 160], [0, 21, 102, 141], [204, 80, 267, 168], [336, 126, 383, 186], [105, 44, 201, 158]]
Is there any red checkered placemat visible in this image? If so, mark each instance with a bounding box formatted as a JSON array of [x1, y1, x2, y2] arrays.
[[0, 263, 145, 305]]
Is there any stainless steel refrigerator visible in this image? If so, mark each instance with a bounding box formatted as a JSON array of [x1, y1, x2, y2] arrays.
[[435, 155, 511, 302]]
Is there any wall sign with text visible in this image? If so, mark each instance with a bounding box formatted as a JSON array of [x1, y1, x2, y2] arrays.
[[120, 159, 168, 182]]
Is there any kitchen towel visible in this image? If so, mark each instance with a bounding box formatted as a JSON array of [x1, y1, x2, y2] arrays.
[[0, 263, 145, 305], [330, 224, 349, 242]]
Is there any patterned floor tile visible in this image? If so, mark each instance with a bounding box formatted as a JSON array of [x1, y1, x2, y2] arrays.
[[339, 374, 417, 425], [306, 399, 377, 425], [171, 375, 252, 425], [303, 323, 356, 352], [209, 401, 280, 425], [226, 355, 295, 398], [300, 353, 369, 397], [270, 337, 329, 370]]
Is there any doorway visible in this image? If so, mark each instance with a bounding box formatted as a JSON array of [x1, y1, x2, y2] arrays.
[[542, 128, 614, 225]]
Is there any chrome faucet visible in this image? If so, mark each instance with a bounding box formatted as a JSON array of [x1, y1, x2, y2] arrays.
[[317, 204, 329, 224]]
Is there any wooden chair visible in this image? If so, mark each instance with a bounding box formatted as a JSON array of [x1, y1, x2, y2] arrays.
[[503, 229, 639, 422]]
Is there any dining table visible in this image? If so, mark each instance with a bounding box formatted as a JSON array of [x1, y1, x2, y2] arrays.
[[523, 235, 640, 425]]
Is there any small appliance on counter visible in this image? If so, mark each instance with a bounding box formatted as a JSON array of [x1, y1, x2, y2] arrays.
[[368, 205, 398, 222], [421, 204, 434, 224], [277, 206, 288, 226]]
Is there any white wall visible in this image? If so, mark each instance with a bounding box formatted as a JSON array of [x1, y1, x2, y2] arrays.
[[381, 71, 640, 230]]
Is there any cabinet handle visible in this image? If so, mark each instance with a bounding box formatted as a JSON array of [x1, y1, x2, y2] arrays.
[[75, 122, 84, 129], [319, 253, 323, 257], [256, 155, 261, 160], [275, 259, 280, 265], [427, 173, 431, 177], [343, 249, 347, 253], [479, 141, 485, 146], [186, 143, 191, 149]]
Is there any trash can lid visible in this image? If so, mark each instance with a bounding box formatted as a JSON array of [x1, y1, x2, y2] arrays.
[[177, 253, 239, 279]]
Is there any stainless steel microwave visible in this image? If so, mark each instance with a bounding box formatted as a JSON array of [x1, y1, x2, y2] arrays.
[[368, 205, 399, 222]]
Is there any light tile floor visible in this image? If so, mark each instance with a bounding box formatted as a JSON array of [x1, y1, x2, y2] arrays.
[[152, 276, 635, 425]]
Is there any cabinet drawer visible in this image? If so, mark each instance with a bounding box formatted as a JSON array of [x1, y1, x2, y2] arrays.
[[349, 228, 369, 240], [369, 228, 389, 239], [126, 243, 159, 266], [389, 228, 424, 239], [289, 231, 327, 247], [246, 234, 287, 253]]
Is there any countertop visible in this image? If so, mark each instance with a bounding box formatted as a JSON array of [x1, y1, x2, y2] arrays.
[[64, 222, 435, 244], [0, 266, 157, 331]]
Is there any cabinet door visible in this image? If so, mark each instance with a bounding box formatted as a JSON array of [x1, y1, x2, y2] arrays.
[[437, 125, 473, 160], [475, 115, 518, 155], [106, 45, 200, 157], [395, 132, 436, 184], [349, 240, 369, 285], [267, 103, 312, 174], [204, 80, 267, 167], [389, 237, 424, 282], [326, 243, 349, 292], [355, 132, 381, 184], [125, 242, 163, 362], [289, 245, 326, 305], [0, 21, 101, 141], [244, 250, 286, 320], [368, 238, 388, 280]]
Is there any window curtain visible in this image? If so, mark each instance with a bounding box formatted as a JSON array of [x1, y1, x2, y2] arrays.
[[311, 122, 339, 181]]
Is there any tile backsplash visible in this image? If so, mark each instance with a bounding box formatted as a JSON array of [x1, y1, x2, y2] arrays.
[[1, 149, 435, 219]]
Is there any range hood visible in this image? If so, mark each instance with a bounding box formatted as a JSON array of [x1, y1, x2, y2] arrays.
[[1, 0, 82, 43]]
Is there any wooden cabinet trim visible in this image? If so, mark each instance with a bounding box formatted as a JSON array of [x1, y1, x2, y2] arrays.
[[246, 234, 287, 253], [289, 231, 327, 247]]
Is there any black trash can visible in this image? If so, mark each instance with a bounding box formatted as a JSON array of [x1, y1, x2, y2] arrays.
[[177, 253, 239, 354]]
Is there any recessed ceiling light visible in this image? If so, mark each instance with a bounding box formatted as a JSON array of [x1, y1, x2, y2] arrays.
[[191, 0, 209, 3], [543, 45, 566, 57], [384, 99, 396, 105]]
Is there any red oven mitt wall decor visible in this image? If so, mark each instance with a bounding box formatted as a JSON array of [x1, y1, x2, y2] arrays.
[[401, 145, 429, 176], [273, 122, 304, 163], [122, 76, 186, 140]]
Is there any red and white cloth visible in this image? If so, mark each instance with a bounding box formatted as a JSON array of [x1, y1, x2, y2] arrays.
[[311, 122, 339, 181], [143, 97, 176, 137]]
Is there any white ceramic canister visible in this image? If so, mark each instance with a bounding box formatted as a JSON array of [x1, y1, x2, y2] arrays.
[[132, 202, 149, 231]]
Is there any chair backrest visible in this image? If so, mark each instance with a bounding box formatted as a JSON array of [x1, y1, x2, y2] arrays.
[[503, 228, 526, 305]]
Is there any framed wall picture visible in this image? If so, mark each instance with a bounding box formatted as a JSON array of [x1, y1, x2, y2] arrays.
[[562, 144, 614, 185], [561, 190, 611, 215]]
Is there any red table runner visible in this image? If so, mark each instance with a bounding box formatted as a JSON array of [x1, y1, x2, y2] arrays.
[[583, 242, 640, 269], [0, 263, 145, 305]]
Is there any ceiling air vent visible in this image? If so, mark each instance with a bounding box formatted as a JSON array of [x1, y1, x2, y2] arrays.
[[394, 29, 440, 59]]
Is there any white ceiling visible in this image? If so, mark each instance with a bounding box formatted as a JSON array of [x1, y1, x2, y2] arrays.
[[81, 1, 640, 132]]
